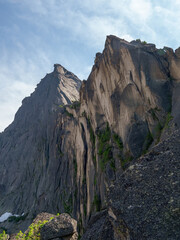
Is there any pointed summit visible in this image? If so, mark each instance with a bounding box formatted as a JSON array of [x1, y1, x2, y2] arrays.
[[54, 64, 66, 74], [0, 66, 81, 232]]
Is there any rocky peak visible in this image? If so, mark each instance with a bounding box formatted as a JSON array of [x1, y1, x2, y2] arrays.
[[0, 65, 81, 234], [54, 63, 66, 74], [175, 47, 180, 58]]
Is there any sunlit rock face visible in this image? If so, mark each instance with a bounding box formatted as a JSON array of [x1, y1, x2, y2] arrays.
[[81, 36, 173, 156], [0, 36, 179, 238]]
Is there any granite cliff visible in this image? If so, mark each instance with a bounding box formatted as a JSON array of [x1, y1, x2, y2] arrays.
[[0, 36, 179, 239]]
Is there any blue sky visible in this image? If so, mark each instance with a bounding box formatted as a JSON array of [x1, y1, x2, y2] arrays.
[[0, 0, 180, 132]]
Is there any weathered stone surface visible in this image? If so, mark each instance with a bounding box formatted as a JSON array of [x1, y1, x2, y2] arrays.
[[81, 209, 131, 240], [40, 213, 77, 240], [81, 129, 180, 239], [24, 212, 55, 236], [0, 64, 81, 233], [109, 129, 180, 239]]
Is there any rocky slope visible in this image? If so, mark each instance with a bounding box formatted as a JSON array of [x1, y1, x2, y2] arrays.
[[81, 128, 180, 239], [0, 36, 180, 238]]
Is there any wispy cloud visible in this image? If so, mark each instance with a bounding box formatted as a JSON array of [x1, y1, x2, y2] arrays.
[[0, 35, 52, 132], [1, 0, 180, 132], [10, 0, 180, 48]]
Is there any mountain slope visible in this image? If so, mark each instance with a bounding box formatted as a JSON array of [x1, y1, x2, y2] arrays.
[[0, 36, 180, 238], [0, 64, 81, 232], [81, 128, 180, 239]]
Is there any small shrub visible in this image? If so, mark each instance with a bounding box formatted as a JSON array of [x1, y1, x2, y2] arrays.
[[142, 130, 154, 154], [154, 122, 163, 143], [100, 144, 112, 171], [142, 41, 147, 44], [65, 110, 73, 118], [110, 159, 116, 170], [98, 123, 111, 143], [164, 112, 173, 129], [0, 231, 8, 240], [113, 134, 123, 150], [15, 220, 48, 240], [135, 39, 147, 44], [81, 111, 86, 117], [98, 141, 104, 155], [157, 48, 166, 56], [87, 118, 96, 147], [15, 231, 26, 239], [98, 122, 112, 171], [58, 104, 64, 108], [69, 101, 80, 109], [149, 108, 158, 121], [121, 152, 133, 170]]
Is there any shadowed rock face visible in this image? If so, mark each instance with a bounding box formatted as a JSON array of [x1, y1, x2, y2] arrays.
[[81, 129, 180, 240], [0, 64, 81, 232], [0, 36, 179, 238], [40, 213, 78, 240]]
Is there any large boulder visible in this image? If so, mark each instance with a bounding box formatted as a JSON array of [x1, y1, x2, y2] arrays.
[[40, 213, 78, 240]]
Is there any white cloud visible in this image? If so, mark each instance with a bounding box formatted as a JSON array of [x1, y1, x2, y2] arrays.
[[0, 39, 52, 132], [175, 0, 180, 5], [129, 0, 152, 21]]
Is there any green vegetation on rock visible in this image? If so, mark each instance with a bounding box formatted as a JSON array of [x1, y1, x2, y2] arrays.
[[65, 109, 73, 118], [110, 158, 116, 170], [93, 194, 101, 212], [99, 144, 112, 171], [135, 39, 147, 44], [0, 231, 8, 240], [98, 123, 111, 143], [164, 112, 173, 129], [87, 117, 96, 148], [142, 130, 154, 154], [154, 122, 163, 143], [150, 108, 158, 121], [70, 101, 81, 109], [113, 133, 123, 150], [15, 219, 51, 240], [121, 152, 133, 170], [98, 123, 113, 171], [157, 48, 166, 56]]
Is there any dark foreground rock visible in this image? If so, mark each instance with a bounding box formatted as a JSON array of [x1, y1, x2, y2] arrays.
[[81, 210, 131, 240], [82, 129, 180, 240], [8, 213, 78, 240], [40, 213, 78, 240]]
